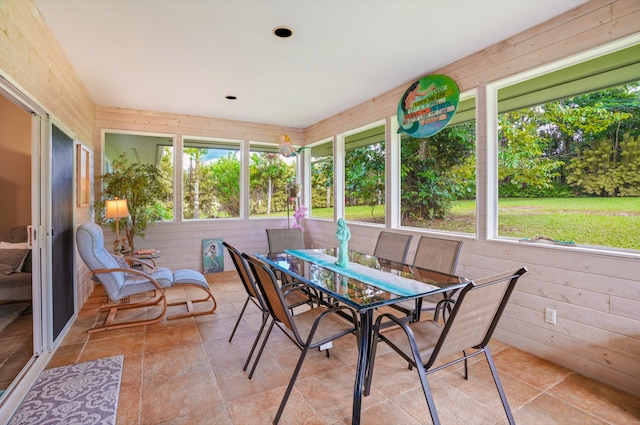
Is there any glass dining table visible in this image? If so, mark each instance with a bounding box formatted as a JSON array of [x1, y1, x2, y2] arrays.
[[256, 247, 470, 425]]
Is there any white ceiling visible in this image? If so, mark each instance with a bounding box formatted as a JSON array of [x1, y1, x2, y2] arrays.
[[34, 0, 588, 129]]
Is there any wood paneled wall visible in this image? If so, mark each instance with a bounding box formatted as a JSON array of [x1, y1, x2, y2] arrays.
[[0, 1, 95, 143], [303, 0, 640, 397]]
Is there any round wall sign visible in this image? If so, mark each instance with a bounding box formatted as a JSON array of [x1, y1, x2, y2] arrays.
[[397, 74, 460, 138]]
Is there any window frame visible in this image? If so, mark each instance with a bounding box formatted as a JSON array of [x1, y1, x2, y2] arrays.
[[485, 36, 640, 253]]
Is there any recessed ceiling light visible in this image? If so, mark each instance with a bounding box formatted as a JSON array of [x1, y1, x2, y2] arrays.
[[273, 26, 293, 38], [225, 95, 237, 100]]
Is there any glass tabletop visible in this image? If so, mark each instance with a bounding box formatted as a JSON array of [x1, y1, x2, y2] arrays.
[[257, 248, 470, 312]]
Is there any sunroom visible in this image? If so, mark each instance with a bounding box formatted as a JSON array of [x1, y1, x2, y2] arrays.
[[0, 0, 638, 423]]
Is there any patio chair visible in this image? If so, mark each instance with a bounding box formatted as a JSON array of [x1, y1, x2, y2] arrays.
[[76, 222, 217, 333], [223, 242, 315, 372], [244, 254, 358, 424], [365, 267, 527, 425], [266, 227, 307, 287], [393, 236, 464, 321], [265, 228, 305, 254], [373, 231, 413, 263]]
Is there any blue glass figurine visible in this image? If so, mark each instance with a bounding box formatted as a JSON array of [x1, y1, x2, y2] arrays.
[[335, 218, 351, 267]]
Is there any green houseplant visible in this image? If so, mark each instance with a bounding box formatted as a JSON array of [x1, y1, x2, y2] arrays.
[[94, 153, 169, 251]]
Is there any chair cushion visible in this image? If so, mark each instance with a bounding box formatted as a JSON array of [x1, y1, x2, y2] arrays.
[[77, 223, 127, 301], [173, 269, 209, 289], [0, 249, 29, 275]]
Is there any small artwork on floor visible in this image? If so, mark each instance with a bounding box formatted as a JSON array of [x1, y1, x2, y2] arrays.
[[203, 238, 224, 274]]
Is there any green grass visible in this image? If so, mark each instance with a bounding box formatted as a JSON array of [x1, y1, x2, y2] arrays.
[[310, 197, 640, 250]]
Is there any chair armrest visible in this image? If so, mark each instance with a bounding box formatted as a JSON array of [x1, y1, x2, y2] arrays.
[[91, 267, 164, 292], [434, 298, 456, 322], [281, 282, 321, 305]]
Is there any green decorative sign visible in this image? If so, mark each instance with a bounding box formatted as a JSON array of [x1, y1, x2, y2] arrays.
[[397, 74, 460, 138]]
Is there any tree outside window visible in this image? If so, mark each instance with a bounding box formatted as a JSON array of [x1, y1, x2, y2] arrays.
[[344, 126, 385, 223], [310, 140, 334, 219], [249, 143, 297, 218], [182, 139, 240, 220]]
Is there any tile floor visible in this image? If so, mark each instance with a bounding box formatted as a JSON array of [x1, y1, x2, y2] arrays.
[[47, 271, 640, 425]]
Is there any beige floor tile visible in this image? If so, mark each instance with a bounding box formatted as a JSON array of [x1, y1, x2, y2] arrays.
[[514, 393, 609, 425], [141, 368, 224, 424], [227, 385, 324, 425], [143, 344, 213, 384], [492, 346, 573, 391], [392, 378, 503, 425], [442, 356, 540, 411], [547, 373, 640, 424], [143, 323, 202, 354]]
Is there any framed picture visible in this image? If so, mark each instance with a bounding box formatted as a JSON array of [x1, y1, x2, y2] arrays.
[[202, 238, 224, 274], [76, 144, 91, 207]]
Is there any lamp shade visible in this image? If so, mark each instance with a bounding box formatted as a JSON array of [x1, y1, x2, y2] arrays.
[[105, 199, 129, 219]]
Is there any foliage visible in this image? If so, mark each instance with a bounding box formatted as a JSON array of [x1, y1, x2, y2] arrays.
[[400, 122, 475, 224], [209, 154, 241, 216], [497, 83, 638, 197], [498, 109, 564, 196], [183, 148, 207, 219], [94, 153, 169, 249], [250, 153, 291, 215], [345, 143, 385, 219], [566, 134, 640, 196], [183, 152, 241, 219], [311, 156, 334, 209]]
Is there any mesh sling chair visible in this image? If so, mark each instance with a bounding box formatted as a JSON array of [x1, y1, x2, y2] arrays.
[[393, 236, 464, 322], [373, 231, 413, 263], [365, 267, 527, 425], [244, 254, 358, 424], [222, 242, 315, 373], [265, 228, 305, 254], [371, 231, 414, 323], [76, 222, 217, 333]]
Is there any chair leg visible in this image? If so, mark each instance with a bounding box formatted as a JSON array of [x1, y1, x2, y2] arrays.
[[484, 348, 515, 425], [167, 284, 217, 319], [248, 319, 275, 379], [243, 311, 269, 371], [229, 296, 251, 342], [274, 343, 312, 425], [415, 362, 441, 425], [463, 350, 469, 380], [89, 291, 168, 333]]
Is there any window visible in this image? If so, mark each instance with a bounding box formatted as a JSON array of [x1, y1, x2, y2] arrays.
[[103, 131, 174, 220], [310, 139, 334, 219], [400, 96, 477, 234], [182, 138, 240, 219], [344, 125, 385, 223], [249, 142, 297, 218], [495, 43, 640, 250]]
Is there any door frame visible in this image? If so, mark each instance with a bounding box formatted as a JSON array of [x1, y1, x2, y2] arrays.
[[0, 75, 65, 422]]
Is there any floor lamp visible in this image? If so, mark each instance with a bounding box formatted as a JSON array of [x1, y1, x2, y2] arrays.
[[105, 198, 129, 253]]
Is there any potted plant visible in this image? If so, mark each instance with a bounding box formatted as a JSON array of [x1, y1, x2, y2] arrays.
[[94, 153, 169, 251], [286, 176, 300, 198]]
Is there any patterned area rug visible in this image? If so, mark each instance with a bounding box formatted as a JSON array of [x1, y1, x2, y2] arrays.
[[9, 355, 123, 425]]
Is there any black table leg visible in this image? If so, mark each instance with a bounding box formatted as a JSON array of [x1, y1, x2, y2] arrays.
[[352, 309, 372, 425]]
